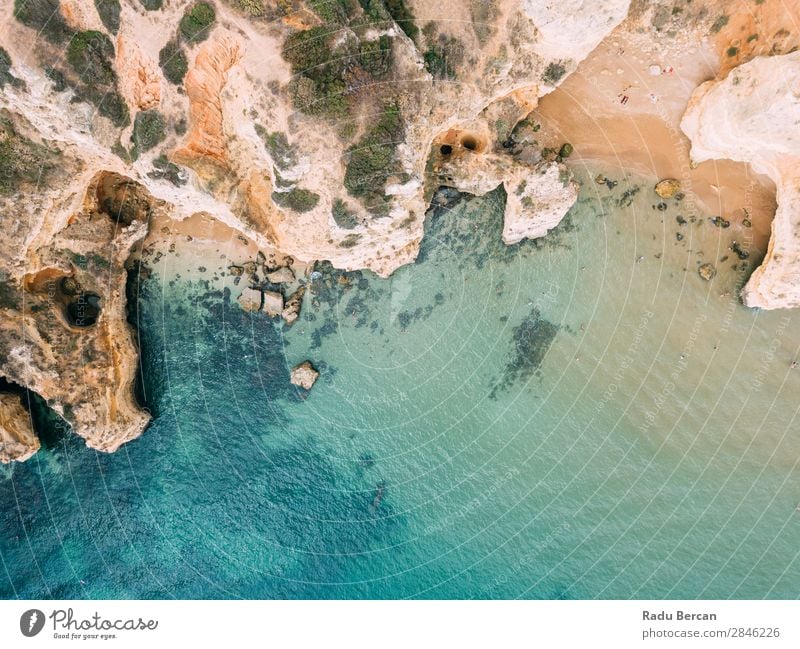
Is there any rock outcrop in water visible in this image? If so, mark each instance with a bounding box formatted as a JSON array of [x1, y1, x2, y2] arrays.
[[290, 361, 319, 391], [0, 393, 39, 463], [0, 107, 154, 455], [682, 51, 800, 309]]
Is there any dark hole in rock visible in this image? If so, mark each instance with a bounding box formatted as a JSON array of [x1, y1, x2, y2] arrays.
[[66, 293, 101, 327], [461, 135, 478, 151], [440, 144, 453, 155]]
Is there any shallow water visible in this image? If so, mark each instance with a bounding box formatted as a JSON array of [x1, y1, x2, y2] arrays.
[[2, 166, 799, 599]]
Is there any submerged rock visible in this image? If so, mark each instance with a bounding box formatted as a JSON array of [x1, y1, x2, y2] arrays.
[[290, 361, 319, 390], [698, 263, 717, 281], [0, 393, 39, 463]]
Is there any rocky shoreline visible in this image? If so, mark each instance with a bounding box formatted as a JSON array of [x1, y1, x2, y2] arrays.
[[1, 0, 797, 460]]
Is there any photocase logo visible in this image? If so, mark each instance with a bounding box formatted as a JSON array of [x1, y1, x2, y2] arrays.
[[20, 609, 45, 637]]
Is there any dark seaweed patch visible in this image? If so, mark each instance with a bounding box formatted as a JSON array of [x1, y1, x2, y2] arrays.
[[490, 306, 559, 397]]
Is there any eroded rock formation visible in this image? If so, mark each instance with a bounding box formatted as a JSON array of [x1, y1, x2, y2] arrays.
[[682, 51, 800, 309], [0, 393, 39, 463], [0, 111, 155, 454]]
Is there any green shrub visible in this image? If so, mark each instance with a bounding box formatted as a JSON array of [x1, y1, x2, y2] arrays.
[[272, 187, 320, 212], [340, 233, 361, 248], [255, 126, 296, 169], [94, 0, 121, 34], [231, 0, 266, 16], [94, 90, 130, 127], [283, 26, 336, 72], [13, 0, 73, 44], [67, 31, 116, 85], [159, 40, 188, 84], [332, 199, 359, 229], [76, 85, 130, 127], [383, 0, 417, 41], [180, 2, 216, 43], [0, 118, 55, 195], [288, 74, 347, 116], [283, 26, 351, 116], [308, 0, 356, 24], [0, 48, 25, 89], [139, 0, 163, 8], [131, 110, 166, 154], [44, 67, 67, 91], [344, 102, 403, 204], [358, 35, 392, 76], [542, 60, 566, 85], [147, 154, 186, 186]]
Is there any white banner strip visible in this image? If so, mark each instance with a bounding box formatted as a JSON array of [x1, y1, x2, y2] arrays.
[[1, 600, 798, 648]]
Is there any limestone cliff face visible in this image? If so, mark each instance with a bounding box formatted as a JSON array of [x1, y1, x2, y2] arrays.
[[0, 105, 154, 455], [681, 52, 800, 309], [1, 0, 631, 279], [0, 393, 39, 463]]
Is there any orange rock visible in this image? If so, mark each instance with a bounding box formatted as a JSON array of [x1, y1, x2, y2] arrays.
[[174, 34, 243, 168]]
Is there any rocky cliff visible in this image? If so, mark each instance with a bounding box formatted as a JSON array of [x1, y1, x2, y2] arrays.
[[0, 0, 634, 457], [682, 51, 800, 309], [2, 0, 799, 458]]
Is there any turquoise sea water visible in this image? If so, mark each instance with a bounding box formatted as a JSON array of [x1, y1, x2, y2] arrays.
[[1, 167, 799, 598]]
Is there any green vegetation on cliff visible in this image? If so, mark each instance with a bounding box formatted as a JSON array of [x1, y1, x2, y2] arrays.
[[0, 117, 55, 195], [381, 0, 418, 41], [159, 40, 189, 85], [282, 6, 395, 118], [344, 102, 404, 210], [180, 2, 217, 43], [13, 0, 73, 44], [65, 31, 129, 127], [255, 127, 297, 170], [94, 0, 121, 35], [131, 110, 167, 156], [0, 48, 25, 90], [272, 187, 320, 212]]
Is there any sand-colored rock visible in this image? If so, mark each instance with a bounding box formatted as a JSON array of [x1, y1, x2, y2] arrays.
[[262, 290, 283, 317], [290, 361, 319, 390], [238, 287, 262, 312], [174, 33, 242, 171], [698, 263, 717, 281], [0, 162, 153, 453], [503, 162, 579, 244], [281, 286, 305, 326], [0, 393, 39, 463], [266, 267, 294, 284], [681, 52, 800, 309], [116, 37, 161, 112]]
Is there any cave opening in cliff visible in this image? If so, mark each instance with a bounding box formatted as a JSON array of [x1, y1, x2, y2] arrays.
[[65, 293, 101, 327], [95, 172, 152, 226], [440, 144, 453, 155], [460, 135, 479, 151]]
